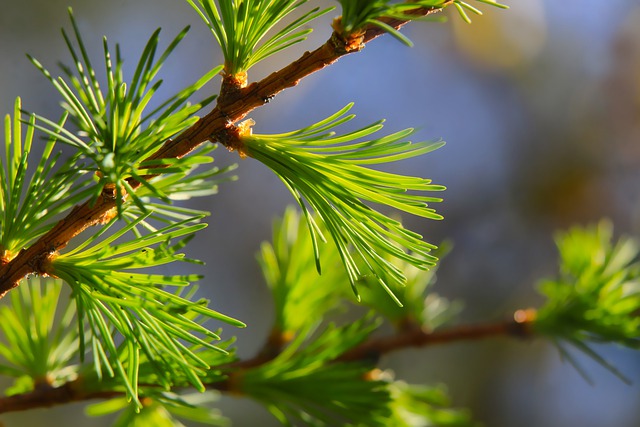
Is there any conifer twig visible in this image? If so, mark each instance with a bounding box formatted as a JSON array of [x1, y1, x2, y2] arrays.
[[0, 310, 535, 413], [336, 309, 537, 363], [0, 3, 450, 298], [0, 380, 120, 413]]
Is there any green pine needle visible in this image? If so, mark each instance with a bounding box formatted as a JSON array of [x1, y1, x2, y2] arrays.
[[355, 246, 462, 331], [0, 278, 80, 394], [535, 220, 640, 382], [27, 9, 220, 215], [243, 103, 445, 302], [135, 144, 238, 204], [123, 143, 239, 232], [388, 381, 478, 426], [337, 0, 509, 46], [239, 317, 392, 426], [87, 392, 229, 426], [258, 207, 349, 336], [50, 211, 244, 406], [0, 98, 93, 258], [184, 0, 333, 74]]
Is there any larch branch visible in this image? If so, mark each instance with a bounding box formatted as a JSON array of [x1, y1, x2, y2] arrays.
[[0, 380, 120, 414], [0, 312, 536, 413], [0, 3, 449, 298], [337, 309, 536, 363]]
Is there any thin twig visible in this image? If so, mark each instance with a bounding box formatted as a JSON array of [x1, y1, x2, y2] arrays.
[[212, 310, 537, 394], [0, 312, 535, 413], [337, 311, 536, 363], [0, 379, 120, 414]]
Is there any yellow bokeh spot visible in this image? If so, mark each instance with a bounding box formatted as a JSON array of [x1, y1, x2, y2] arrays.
[[451, 0, 547, 71]]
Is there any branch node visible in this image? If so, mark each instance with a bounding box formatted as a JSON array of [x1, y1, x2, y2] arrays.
[[101, 182, 118, 200], [510, 308, 537, 338], [258, 328, 294, 360], [213, 119, 254, 159], [0, 246, 11, 267], [219, 71, 249, 106], [331, 18, 366, 53]]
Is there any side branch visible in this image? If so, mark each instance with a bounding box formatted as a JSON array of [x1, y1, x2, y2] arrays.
[[0, 195, 118, 298], [337, 309, 536, 363], [131, 3, 452, 162], [217, 310, 537, 394], [0, 4, 448, 297], [0, 380, 120, 414], [0, 312, 536, 413]]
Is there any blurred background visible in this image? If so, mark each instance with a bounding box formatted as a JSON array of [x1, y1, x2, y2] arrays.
[[1, 0, 639, 425]]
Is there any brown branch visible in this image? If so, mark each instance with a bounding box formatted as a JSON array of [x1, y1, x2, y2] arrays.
[[0, 312, 536, 413], [0, 195, 118, 299], [213, 310, 537, 395], [216, 311, 537, 384], [338, 309, 537, 363], [0, 3, 450, 299], [0, 379, 120, 414]]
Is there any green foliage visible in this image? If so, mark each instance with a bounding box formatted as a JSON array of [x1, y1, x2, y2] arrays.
[[336, 0, 508, 45], [50, 210, 243, 406], [87, 392, 229, 426], [0, 278, 79, 395], [238, 317, 392, 426], [257, 207, 460, 338], [535, 220, 640, 381], [243, 103, 444, 302], [1, 10, 246, 408], [28, 9, 220, 216], [133, 144, 237, 206], [254, 218, 470, 425], [2, 1, 638, 426], [354, 247, 460, 331], [258, 206, 348, 336], [238, 313, 474, 426], [184, 0, 332, 75], [0, 97, 92, 258], [387, 382, 477, 427], [119, 143, 237, 232], [258, 206, 457, 331]]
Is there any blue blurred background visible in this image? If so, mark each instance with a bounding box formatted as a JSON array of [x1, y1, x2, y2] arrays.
[[1, 0, 639, 425]]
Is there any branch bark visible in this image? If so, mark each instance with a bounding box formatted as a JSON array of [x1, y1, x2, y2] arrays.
[[0, 312, 536, 413], [0, 4, 451, 298], [0, 380, 120, 414], [337, 310, 536, 363]]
